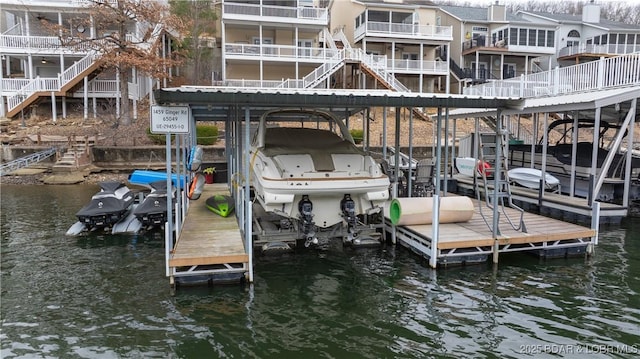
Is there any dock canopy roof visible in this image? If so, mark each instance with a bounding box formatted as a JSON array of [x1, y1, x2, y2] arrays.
[[153, 87, 524, 122]]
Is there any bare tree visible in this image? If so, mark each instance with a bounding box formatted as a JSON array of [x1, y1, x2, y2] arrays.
[[46, 0, 188, 126], [170, 0, 218, 85]]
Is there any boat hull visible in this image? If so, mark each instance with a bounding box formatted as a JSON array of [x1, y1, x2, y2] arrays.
[[507, 167, 560, 191], [250, 109, 390, 232]]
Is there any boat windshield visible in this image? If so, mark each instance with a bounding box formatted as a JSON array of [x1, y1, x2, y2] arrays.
[[253, 109, 353, 148]]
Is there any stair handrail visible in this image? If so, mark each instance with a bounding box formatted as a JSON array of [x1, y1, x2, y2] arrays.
[[7, 51, 100, 113], [332, 27, 352, 49], [323, 28, 337, 50], [59, 51, 100, 86], [352, 49, 409, 92], [448, 58, 467, 80], [299, 48, 345, 88], [0, 147, 57, 176], [2, 21, 22, 36]]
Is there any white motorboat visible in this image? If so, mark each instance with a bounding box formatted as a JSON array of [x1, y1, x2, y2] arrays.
[[249, 108, 390, 246], [455, 157, 492, 178], [508, 167, 560, 191]]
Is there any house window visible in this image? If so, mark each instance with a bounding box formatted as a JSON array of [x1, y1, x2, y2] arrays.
[[537, 30, 545, 46], [519, 29, 526, 45], [510, 28, 517, 45], [568, 29, 580, 38], [298, 39, 312, 57], [402, 53, 418, 60], [627, 34, 636, 44], [528, 29, 536, 46], [503, 63, 516, 79], [253, 37, 274, 55], [546, 30, 554, 47]]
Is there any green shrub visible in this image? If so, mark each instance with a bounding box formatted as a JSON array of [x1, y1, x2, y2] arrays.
[[196, 124, 218, 145], [146, 124, 218, 145], [350, 129, 364, 143]]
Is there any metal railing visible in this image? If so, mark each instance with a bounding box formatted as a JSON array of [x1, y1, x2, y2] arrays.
[[0, 147, 57, 176], [463, 52, 640, 98]]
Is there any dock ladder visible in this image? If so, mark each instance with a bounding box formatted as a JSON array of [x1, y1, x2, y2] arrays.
[[476, 131, 527, 235]]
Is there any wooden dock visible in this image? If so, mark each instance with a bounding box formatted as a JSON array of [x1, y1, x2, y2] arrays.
[[454, 175, 626, 224], [169, 183, 248, 284], [387, 197, 597, 267]]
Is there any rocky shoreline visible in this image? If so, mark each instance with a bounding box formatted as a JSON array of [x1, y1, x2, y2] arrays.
[[0, 169, 132, 186]]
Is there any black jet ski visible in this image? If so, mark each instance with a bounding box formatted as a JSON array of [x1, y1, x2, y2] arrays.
[[75, 181, 135, 230], [133, 180, 174, 227]]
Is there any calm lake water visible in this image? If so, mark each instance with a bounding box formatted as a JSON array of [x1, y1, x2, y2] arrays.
[[1, 184, 639, 358]]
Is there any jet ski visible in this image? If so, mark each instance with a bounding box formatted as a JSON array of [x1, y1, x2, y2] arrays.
[[75, 181, 135, 230], [205, 194, 235, 217], [133, 180, 175, 228]]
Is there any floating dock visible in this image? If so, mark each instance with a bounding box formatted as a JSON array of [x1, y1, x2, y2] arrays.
[[168, 184, 248, 287], [386, 198, 597, 267], [454, 175, 626, 224]]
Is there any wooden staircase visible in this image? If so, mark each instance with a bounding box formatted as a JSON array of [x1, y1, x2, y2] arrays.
[[358, 64, 431, 122], [6, 54, 102, 118]]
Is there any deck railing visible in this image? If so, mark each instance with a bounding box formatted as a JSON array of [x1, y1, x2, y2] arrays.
[[559, 44, 640, 58], [6, 51, 98, 112], [388, 59, 448, 74], [221, 47, 411, 93], [222, 2, 328, 22], [463, 52, 640, 98], [225, 43, 339, 61], [354, 21, 452, 41]]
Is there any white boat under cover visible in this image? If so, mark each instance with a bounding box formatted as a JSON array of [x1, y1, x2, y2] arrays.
[[508, 167, 560, 191], [250, 109, 390, 240]]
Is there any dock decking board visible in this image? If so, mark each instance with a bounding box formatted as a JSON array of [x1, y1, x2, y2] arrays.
[[454, 175, 626, 218], [388, 199, 596, 251], [169, 183, 248, 268]]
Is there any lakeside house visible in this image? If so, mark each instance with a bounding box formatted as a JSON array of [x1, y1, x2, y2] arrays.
[[1, 0, 638, 120]]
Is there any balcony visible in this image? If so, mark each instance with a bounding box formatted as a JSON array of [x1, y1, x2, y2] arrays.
[[224, 43, 340, 62], [387, 59, 448, 75], [222, 2, 328, 26], [0, 32, 139, 54], [354, 21, 452, 42], [463, 36, 555, 56], [558, 43, 640, 58]]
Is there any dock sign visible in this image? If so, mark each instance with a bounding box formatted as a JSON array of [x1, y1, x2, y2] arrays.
[[150, 106, 190, 134]]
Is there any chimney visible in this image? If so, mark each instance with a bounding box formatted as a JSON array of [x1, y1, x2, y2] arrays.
[[488, 1, 506, 22], [582, 1, 600, 23]]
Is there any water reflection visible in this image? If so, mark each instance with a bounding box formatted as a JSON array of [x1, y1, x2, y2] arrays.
[[1, 185, 639, 358]]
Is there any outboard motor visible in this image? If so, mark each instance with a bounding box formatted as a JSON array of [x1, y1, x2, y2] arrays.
[[298, 195, 317, 247], [341, 194, 357, 243]]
